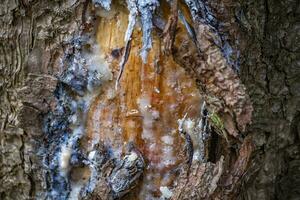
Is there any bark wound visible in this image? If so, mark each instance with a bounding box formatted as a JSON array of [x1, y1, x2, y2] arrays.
[[46, 2, 253, 199], [84, 6, 202, 198]]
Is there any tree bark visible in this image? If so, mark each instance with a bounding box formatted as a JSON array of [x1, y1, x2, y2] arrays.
[[0, 0, 299, 200]]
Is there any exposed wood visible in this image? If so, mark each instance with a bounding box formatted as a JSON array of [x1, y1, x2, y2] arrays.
[[83, 6, 202, 198]]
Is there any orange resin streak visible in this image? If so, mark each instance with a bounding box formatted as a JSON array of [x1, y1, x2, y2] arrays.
[[85, 6, 201, 199]]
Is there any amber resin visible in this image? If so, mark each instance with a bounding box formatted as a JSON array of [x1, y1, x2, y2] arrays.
[[84, 5, 202, 199]]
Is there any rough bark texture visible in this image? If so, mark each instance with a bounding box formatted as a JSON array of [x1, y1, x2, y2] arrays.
[[0, 0, 299, 200], [0, 1, 90, 199], [237, 1, 300, 199]]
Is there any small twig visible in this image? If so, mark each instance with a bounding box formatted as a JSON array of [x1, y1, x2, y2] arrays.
[[115, 0, 137, 90], [115, 40, 132, 90]]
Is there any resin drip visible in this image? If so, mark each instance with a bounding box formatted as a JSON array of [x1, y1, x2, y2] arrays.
[[85, 5, 202, 199]]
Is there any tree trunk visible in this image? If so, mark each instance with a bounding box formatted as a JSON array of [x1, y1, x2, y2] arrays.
[[0, 0, 299, 200]]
